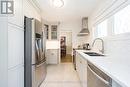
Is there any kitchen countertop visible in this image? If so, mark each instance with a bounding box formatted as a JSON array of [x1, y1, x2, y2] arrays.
[[76, 50, 130, 87]]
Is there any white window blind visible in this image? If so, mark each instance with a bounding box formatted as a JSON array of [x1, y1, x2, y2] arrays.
[[114, 5, 130, 34], [95, 20, 108, 38]]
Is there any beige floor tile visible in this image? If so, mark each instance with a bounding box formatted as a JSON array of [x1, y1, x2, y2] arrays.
[[40, 63, 81, 87]]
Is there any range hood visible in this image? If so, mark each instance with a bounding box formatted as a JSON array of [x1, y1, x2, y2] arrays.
[[78, 17, 89, 36]]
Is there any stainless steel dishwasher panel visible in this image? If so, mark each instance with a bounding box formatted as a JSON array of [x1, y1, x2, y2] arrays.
[[87, 62, 112, 87]]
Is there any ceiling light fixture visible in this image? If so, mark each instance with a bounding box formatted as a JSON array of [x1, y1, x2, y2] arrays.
[[52, 0, 64, 8]]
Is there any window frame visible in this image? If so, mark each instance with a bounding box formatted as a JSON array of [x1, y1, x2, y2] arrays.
[[93, 5, 130, 38], [94, 19, 108, 38], [113, 5, 130, 35]]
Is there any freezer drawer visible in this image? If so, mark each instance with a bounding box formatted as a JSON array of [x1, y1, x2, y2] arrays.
[[32, 62, 47, 87]]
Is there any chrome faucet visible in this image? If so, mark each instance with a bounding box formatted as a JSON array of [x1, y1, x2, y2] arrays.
[[92, 38, 104, 54]]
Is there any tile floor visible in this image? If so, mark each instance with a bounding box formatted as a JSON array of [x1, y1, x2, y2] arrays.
[[40, 63, 81, 87]]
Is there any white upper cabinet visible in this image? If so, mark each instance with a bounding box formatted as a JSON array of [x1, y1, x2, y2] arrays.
[[8, 24, 24, 69], [44, 24, 59, 40], [8, 0, 23, 27], [51, 25, 58, 40]]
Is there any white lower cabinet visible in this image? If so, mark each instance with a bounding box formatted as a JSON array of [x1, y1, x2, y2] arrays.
[[76, 52, 87, 87], [81, 58, 87, 87], [8, 66, 24, 87], [46, 49, 59, 64]]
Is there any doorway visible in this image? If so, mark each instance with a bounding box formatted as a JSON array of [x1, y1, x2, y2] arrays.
[[60, 31, 72, 63]]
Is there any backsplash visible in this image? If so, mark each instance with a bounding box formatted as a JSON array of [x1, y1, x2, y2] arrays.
[[104, 33, 130, 60]]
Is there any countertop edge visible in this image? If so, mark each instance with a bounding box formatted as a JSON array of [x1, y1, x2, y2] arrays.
[[76, 50, 128, 87]]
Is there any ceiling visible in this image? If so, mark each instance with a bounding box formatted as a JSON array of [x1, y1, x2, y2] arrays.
[[35, 0, 105, 22]]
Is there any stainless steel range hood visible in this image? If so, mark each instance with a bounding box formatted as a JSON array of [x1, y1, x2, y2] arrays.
[[78, 17, 89, 36]]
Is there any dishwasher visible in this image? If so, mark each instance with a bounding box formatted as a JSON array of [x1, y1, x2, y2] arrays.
[[87, 61, 112, 87]]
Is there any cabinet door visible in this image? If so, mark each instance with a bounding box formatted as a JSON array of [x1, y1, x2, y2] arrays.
[[75, 53, 78, 70], [76, 53, 80, 75], [51, 25, 57, 40], [76, 52, 87, 87], [81, 58, 87, 87], [8, 0, 23, 27], [8, 66, 24, 87], [79, 58, 83, 83], [76, 53, 83, 82], [8, 24, 24, 69], [44, 25, 49, 39], [46, 49, 58, 64]]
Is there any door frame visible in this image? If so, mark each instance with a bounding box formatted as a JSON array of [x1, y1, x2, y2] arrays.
[[59, 30, 72, 63]]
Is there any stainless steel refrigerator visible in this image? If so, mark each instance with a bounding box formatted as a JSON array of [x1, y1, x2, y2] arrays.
[[24, 17, 47, 87]]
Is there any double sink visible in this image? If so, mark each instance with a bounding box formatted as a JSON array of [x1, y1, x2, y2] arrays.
[[84, 52, 105, 56]]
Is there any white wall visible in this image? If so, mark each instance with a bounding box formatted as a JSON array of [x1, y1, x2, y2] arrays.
[[59, 20, 89, 48]]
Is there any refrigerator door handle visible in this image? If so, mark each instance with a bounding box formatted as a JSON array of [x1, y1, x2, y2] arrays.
[[35, 39, 40, 62], [38, 39, 42, 61]]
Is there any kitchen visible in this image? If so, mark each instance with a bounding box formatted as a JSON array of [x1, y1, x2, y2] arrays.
[[0, 0, 130, 87]]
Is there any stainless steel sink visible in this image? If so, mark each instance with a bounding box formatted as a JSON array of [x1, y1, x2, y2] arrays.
[[84, 52, 105, 56]]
